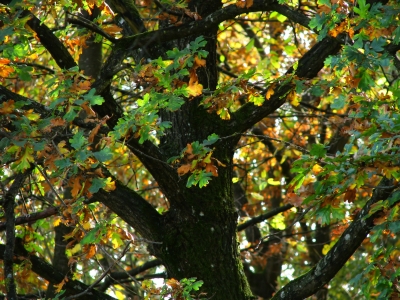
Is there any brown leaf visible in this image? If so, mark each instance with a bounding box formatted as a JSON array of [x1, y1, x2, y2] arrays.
[[205, 163, 218, 177], [81, 102, 96, 117], [344, 188, 356, 203], [177, 164, 191, 176], [88, 122, 101, 143], [285, 192, 303, 207]]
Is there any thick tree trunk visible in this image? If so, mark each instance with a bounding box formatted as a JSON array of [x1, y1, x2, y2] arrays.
[[153, 166, 254, 299]]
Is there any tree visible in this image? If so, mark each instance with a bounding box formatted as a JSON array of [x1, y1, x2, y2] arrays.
[[0, 0, 400, 299]]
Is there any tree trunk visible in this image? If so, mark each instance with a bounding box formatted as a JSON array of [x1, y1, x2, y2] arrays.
[[155, 177, 254, 299]]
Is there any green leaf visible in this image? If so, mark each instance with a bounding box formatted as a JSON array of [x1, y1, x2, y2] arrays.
[[331, 94, 346, 110], [93, 148, 113, 163], [69, 130, 86, 150], [310, 144, 327, 158], [89, 177, 106, 194], [388, 221, 400, 233], [83, 88, 104, 105], [245, 39, 255, 52], [202, 133, 219, 146], [198, 171, 212, 188], [80, 226, 99, 245]]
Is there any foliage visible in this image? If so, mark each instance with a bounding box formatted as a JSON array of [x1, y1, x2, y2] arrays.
[[0, 0, 400, 299]]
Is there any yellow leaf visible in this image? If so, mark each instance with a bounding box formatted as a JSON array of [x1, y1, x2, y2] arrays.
[[70, 243, 81, 255], [251, 192, 264, 200], [217, 107, 231, 120], [187, 80, 203, 97], [104, 177, 116, 192], [267, 178, 281, 185], [288, 90, 300, 107], [53, 217, 62, 227], [312, 164, 323, 175], [82, 221, 91, 230], [187, 69, 203, 97]]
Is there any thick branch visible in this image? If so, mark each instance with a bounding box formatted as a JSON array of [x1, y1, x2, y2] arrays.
[[93, 181, 163, 242], [23, 11, 77, 70], [271, 177, 398, 300], [94, 0, 307, 95], [226, 36, 341, 135], [0, 240, 117, 300]]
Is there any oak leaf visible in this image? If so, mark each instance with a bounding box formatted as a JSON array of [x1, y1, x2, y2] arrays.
[[205, 163, 218, 177], [0, 99, 15, 114], [285, 192, 303, 207], [178, 164, 191, 176]]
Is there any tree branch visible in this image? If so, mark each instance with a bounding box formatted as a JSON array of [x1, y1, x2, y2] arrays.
[[97, 259, 163, 291], [0, 240, 117, 300], [0, 207, 59, 232], [271, 177, 398, 300], [67, 14, 116, 42], [93, 181, 163, 242], [22, 11, 77, 70], [225, 36, 342, 135], [2, 172, 30, 299], [237, 204, 293, 232]]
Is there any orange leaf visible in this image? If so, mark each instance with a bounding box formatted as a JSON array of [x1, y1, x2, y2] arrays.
[[265, 83, 275, 100], [0, 58, 10, 64], [54, 278, 67, 293], [185, 143, 193, 154], [103, 24, 123, 36], [206, 163, 218, 177], [236, 0, 253, 8], [187, 69, 203, 97], [194, 56, 206, 69], [0, 59, 14, 78], [84, 244, 97, 259], [177, 164, 191, 176]]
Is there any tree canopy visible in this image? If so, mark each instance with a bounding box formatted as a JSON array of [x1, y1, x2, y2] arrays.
[[0, 0, 400, 299]]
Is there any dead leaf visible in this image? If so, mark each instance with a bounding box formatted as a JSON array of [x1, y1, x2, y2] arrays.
[[178, 164, 191, 176], [205, 163, 218, 177], [285, 192, 303, 207], [344, 188, 356, 203]]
